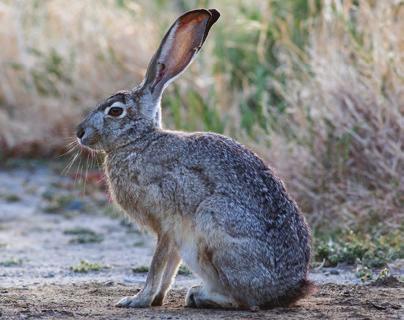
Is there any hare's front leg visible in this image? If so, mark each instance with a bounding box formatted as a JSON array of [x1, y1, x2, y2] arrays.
[[116, 234, 173, 308], [151, 249, 181, 306]]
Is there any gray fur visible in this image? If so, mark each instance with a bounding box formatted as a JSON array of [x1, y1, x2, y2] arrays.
[[76, 8, 312, 309]]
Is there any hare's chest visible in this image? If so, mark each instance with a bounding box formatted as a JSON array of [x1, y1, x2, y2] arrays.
[[106, 158, 177, 223]]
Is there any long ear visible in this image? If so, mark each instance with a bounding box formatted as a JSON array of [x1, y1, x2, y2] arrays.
[[140, 9, 220, 119]]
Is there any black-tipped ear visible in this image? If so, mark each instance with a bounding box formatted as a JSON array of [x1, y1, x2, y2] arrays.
[[142, 9, 220, 95], [203, 9, 220, 42]]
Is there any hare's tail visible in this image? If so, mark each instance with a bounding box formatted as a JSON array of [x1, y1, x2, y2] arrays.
[[261, 279, 317, 309]]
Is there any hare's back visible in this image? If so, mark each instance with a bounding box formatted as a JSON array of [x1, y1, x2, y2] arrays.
[[184, 132, 309, 252], [185, 132, 298, 218]]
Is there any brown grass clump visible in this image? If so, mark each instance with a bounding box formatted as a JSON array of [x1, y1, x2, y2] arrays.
[[264, 0, 403, 230], [0, 0, 157, 153]]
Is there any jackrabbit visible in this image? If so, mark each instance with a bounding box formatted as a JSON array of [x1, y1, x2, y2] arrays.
[[76, 9, 314, 309]]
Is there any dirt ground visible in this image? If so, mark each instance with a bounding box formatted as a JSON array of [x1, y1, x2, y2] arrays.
[[0, 282, 402, 319], [0, 164, 403, 319]]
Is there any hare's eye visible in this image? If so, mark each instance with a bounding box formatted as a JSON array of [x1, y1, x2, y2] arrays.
[[108, 107, 123, 117]]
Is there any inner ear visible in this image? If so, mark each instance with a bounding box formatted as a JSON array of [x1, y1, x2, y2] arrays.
[[138, 9, 220, 123], [143, 9, 220, 95]]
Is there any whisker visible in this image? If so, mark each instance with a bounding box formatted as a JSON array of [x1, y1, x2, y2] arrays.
[[63, 135, 77, 142], [83, 152, 90, 195], [65, 139, 77, 146], [58, 137, 80, 158], [74, 150, 83, 187], [62, 151, 80, 176], [57, 145, 78, 159]]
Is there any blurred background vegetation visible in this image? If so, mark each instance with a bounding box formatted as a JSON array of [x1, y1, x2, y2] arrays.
[[0, 0, 402, 266]]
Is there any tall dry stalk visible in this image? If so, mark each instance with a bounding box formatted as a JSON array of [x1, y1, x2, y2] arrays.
[[267, 0, 404, 230], [0, 0, 157, 154]]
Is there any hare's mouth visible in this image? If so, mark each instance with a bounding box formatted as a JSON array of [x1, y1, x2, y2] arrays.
[[78, 138, 99, 150], [77, 137, 102, 151]]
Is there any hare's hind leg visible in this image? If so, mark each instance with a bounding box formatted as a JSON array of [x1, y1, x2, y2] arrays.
[[185, 285, 237, 309], [186, 196, 264, 309]]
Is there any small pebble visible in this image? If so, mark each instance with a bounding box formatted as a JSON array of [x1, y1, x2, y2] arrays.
[[43, 272, 56, 278], [65, 200, 85, 211]]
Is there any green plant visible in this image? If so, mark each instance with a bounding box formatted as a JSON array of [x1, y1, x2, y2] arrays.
[[64, 227, 104, 244], [43, 194, 78, 213], [3, 194, 21, 202], [0, 258, 23, 267], [178, 264, 192, 276], [133, 241, 145, 247], [68, 233, 103, 244], [356, 265, 372, 282], [70, 260, 104, 273], [132, 266, 149, 273], [314, 229, 403, 268], [376, 268, 391, 281]]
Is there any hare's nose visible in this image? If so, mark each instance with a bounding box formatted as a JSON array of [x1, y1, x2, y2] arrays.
[[76, 127, 85, 139]]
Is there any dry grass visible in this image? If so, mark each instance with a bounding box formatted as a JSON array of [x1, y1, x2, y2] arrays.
[[0, 0, 402, 232], [0, 0, 158, 155], [267, 0, 404, 230]]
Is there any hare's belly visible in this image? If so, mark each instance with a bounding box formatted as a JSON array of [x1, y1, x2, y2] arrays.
[[177, 229, 206, 278], [175, 221, 218, 287]]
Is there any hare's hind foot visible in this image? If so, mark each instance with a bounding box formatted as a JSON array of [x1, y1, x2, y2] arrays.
[[185, 285, 237, 309]]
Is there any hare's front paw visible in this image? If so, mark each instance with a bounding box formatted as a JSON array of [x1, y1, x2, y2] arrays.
[[115, 293, 153, 308]]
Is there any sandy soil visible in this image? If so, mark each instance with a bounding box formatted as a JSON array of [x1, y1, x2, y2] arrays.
[[1, 282, 403, 319], [0, 164, 403, 319]]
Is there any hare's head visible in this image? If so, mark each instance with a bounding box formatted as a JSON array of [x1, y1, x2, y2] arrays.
[[76, 9, 219, 152]]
